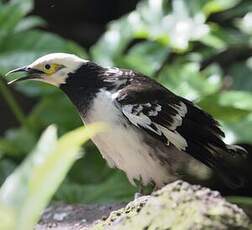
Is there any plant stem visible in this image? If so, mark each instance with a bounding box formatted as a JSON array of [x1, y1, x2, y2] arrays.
[[0, 77, 27, 127]]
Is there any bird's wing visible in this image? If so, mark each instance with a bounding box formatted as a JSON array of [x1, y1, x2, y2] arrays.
[[114, 78, 229, 170], [111, 71, 248, 188]]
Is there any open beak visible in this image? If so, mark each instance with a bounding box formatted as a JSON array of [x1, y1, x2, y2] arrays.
[[5, 66, 44, 85]]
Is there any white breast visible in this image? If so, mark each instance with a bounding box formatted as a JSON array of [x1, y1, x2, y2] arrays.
[[82, 90, 176, 187]]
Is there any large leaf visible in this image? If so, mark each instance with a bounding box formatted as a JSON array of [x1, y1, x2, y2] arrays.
[[0, 0, 33, 32], [0, 123, 105, 230], [198, 91, 252, 122], [123, 41, 170, 76], [158, 62, 221, 100]]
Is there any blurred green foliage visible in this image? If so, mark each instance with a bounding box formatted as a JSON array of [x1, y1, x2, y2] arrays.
[[92, 0, 252, 144], [0, 0, 251, 227], [0, 124, 104, 230]]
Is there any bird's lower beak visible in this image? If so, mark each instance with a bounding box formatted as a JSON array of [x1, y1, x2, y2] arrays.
[[5, 66, 43, 85]]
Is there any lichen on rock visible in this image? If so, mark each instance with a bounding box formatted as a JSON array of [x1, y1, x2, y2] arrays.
[[91, 180, 250, 230]]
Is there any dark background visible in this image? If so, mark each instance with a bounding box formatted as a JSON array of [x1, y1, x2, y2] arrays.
[[34, 0, 139, 47]]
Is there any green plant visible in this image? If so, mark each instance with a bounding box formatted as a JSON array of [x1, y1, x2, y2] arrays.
[[92, 0, 252, 144], [0, 123, 104, 230]]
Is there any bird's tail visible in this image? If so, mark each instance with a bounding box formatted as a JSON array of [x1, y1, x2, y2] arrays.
[[212, 144, 252, 189]]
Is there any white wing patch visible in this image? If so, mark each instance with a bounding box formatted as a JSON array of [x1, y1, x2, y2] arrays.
[[122, 104, 160, 134], [169, 103, 187, 130], [148, 104, 161, 116], [121, 102, 188, 151], [156, 124, 188, 151]]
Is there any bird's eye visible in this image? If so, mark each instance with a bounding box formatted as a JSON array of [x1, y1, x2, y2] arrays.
[[43, 63, 61, 75], [45, 64, 51, 70]]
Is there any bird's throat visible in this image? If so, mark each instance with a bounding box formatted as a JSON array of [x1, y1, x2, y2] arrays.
[[59, 62, 112, 115]]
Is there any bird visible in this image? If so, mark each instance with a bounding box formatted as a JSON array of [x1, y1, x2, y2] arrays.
[[5, 53, 252, 191]]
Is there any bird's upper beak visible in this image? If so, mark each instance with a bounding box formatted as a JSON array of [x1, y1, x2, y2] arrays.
[[5, 66, 44, 85]]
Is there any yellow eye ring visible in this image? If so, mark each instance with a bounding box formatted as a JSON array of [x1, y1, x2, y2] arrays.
[[43, 63, 60, 75]]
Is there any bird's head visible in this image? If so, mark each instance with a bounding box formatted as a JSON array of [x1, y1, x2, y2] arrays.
[[5, 53, 87, 87]]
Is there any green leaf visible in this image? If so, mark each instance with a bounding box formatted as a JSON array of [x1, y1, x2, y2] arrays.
[[198, 91, 252, 122], [0, 30, 87, 75], [220, 1, 252, 20], [28, 92, 82, 134], [0, 139, 20, 156], [203, 0, 241, 15], [0, 0, 33, 31], [0, 123, 105, 230], [55, 171, 136, 204], [91, 0, 167, 65], [2, 127, 37, 157], [123, 41, 169, 76], [14, 16, 45, 32], [91, 16, 135, 66], [159, 62, 221, 100], [223, 114, 252, 144], [0, 160, 16, 185], [200, 32, 227, 50], [68, 146, 112, 184], [228, 61, 252, 92]]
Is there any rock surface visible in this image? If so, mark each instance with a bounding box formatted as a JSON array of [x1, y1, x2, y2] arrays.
[[36, 203, 125, 230], [92, 181, 250, 230], [37, 181, 250, 230]]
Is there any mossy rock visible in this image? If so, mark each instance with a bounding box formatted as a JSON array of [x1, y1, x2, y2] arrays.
[[91, 181, 250, 230]]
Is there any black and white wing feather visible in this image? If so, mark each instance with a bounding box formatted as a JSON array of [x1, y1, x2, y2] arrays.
[[113, 73, 248, 188], [121, 101, 189, 151]]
